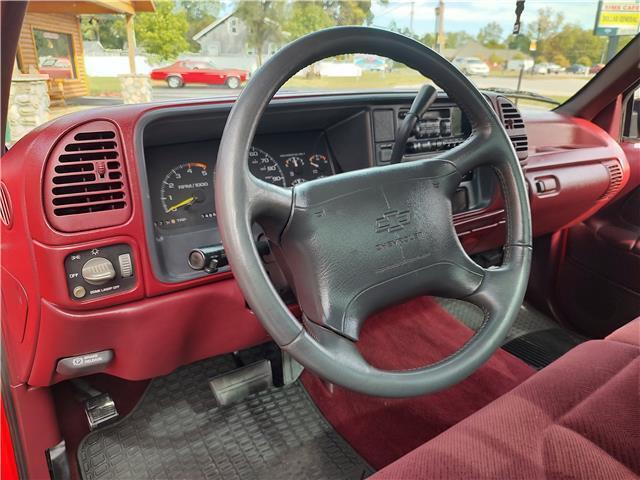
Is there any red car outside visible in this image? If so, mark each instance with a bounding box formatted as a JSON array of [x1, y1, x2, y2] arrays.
[[150, 60, 248, 89]]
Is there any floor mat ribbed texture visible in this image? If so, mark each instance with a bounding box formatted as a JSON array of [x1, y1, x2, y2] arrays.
[[78, 355, 373, 480], [437, 298, 569, 342], [435, 298, 587, 368]]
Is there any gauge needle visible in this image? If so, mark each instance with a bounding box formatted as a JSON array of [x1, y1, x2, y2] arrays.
[[167, 196, 195, 212]]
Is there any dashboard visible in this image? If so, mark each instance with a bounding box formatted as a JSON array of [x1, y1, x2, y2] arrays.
[[1, 90, 630, 389]]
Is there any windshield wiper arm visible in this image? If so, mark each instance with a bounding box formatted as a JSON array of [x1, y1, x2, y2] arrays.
[[483, 87, 560, 105]]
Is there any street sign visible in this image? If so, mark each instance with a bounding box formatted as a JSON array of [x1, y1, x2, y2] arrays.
[[594, 0, 640, 36]]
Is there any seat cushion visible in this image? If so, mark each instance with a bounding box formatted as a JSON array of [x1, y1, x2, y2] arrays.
[[372, 340, 640, 479], [606, 317, 640, 347]]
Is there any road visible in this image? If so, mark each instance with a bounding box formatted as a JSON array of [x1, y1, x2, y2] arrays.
[[150, 74, 590, 102], [470, 75, 589, 99]]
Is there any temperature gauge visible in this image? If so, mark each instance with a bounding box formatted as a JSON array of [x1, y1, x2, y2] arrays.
[[308, 154, 331, 176]]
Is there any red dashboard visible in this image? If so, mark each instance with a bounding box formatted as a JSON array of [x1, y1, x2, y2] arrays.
[[0, 93, 630, 388]]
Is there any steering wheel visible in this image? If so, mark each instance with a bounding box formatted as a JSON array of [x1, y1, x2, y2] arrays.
[[215, 27, 531, 397]]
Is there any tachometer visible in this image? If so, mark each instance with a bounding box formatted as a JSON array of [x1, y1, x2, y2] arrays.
[[156, 162, 214, 228], [248, 147, 286, 187]]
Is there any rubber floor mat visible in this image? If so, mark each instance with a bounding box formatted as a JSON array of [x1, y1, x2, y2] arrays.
[[502, 328, 586, 369], [78, 355, 373, 480]]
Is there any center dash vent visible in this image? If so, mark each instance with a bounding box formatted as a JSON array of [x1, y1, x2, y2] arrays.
[[44, 120, 131, 232], [496, 96, 529, 162]]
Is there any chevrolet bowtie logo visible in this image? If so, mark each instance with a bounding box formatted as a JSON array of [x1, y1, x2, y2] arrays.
[[375, 209, 412, 233]]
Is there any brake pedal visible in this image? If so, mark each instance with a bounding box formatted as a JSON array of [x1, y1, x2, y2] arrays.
[[209, 359, 272, 406], [85, 393, 119, 430]]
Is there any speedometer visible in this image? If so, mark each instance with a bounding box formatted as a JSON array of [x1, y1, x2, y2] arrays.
[[248, 147, 286, 187]]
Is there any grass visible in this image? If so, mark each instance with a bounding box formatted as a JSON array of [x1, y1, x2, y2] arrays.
[[87, 76, 122, 96]]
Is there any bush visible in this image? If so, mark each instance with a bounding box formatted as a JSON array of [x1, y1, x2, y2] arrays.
[[488, 54, 505, 67], [576, 56, 592, 66], [536, 55, 547, 64], [552, 54, 570, 68]]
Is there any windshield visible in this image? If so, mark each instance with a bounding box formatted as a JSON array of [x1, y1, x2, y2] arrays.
[[7, 0, 639, 144]]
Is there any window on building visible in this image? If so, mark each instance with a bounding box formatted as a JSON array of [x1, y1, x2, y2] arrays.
[[228, 18, 239, 35], [33, 29, 76, 80]]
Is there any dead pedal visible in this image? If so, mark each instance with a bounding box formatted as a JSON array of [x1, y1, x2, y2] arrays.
[[209, 359, 273, 406]]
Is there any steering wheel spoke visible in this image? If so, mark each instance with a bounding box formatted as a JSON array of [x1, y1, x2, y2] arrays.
[[438, 132, 504, 174], [462, 245, 533, 319], [246, 175, 293, 242]]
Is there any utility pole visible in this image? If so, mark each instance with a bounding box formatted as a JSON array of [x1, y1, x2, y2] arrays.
[[435, 0, 445, 53], [409, 1, 415, 35]]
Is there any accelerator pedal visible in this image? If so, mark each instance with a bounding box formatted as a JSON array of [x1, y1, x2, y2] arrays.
[[209, 359, 273, 406], [71, 379, 120, 430]]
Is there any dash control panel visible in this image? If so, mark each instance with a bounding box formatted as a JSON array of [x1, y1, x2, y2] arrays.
[[65, 244, 135, 301]]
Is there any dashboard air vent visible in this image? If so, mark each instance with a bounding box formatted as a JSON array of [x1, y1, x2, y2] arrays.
[[599, 159, 624, 200], [0, 182, 13, 228], [496, 96, 528, 162], [44, 120, 131, 232]]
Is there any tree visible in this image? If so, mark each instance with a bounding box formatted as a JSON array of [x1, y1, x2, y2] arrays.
[[80, 16, 126, 49], [234, 1, 286, 66], [284, 1, 334, 40], [488, 53, 505, 67], [543, 24, 606, 65], [135, 0, 191, 61], [420, 32, 436, 48], [445, 31, 473, 49], [477, 22, 504, 48], [506, 33, 532, 54], [552, 53, 570, 67], [388, 20, 420, 40], [324, 1, 374, 26], [526, 7, 565, 59], [576, 55, 592, 66], [179, 1, 222, 51]]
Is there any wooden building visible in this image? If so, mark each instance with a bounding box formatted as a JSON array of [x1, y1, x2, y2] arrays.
[[15, 1, 154, 100]]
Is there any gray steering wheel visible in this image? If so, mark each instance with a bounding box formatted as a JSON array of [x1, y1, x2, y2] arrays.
[[215, 27, 531, 397]]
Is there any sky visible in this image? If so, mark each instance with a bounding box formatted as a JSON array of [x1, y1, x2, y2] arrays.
[[369, 0, 601, 37]]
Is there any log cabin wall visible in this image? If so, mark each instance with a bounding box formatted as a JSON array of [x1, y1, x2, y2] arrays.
[[16, 12, 89, 98]]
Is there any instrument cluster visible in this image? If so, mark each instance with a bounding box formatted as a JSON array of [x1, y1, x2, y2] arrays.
[[147, 131, 334, 232]]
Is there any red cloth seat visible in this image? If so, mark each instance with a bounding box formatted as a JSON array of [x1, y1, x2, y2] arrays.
[[372, 319, 640, 479]]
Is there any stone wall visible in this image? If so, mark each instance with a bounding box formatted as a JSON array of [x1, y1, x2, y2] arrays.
[[119, 74, 152, 104], [8, 74, 50, 143]]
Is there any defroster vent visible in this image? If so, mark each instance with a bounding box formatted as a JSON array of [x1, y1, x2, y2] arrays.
[[44, 121, 131, 232]]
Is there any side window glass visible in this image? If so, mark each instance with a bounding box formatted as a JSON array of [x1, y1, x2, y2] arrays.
[[623, 88, 640, 140]]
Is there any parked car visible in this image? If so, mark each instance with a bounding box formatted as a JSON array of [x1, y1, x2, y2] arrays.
[[150, 60, 249, 89], [590, 63, 606, 74], [452, 57, 490, 76], [38, 56, 74, 79], [566, 64, 589, 74], [533, 62, 565, 74]]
